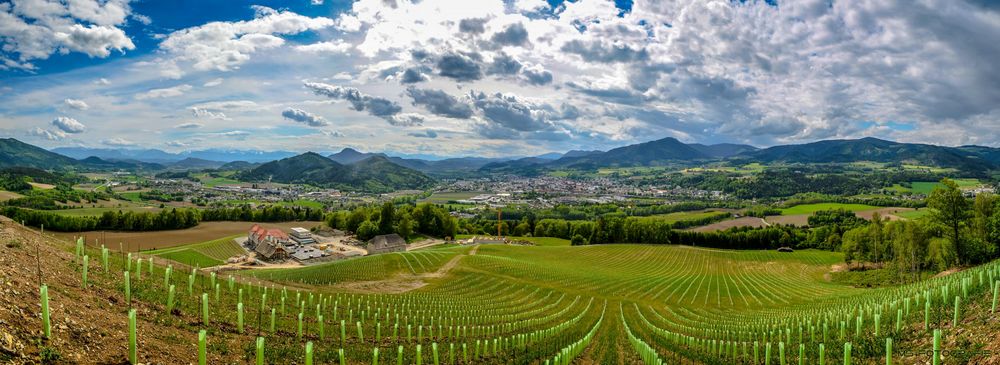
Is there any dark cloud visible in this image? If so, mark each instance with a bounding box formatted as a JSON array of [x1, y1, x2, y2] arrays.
[[521, 66, 553, 85], [458, 18, 487, 34], [490, 23, 529, 47], [406, 87, 474, 118], [400, 68, 428, 83], [304, 82, 404, 121], [470, 91, 549, 132], [436, 52, 483, 81], [487, 53, 522, 75], [560, 40, 649, 63], [281, 107, 329, 127], [407, 130, 438, 138]]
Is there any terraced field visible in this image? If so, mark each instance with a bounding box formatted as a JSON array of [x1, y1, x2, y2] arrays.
[[149, 235, 246, 267]]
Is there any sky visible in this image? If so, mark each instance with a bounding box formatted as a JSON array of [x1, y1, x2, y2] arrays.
[[1, 0, 999, 158]]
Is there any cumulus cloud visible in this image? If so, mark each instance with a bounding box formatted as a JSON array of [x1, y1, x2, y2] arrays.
[[64, 98, 89, 110], [458, 18, 487, 34], [406, 88, 474, 118], [407, 130, 438, 138], [436, 52, 483, 81], [28, 127, 66, 141], [158, 6, 334, 74], [282, 107, 329, 127], [0, 0, 135, 71], [489, 23, 529, 47], [51, 116, 86, 134], [400, 68, 429, 84], [203, 78, 224, 87], [520, 65, 552, 85], [321, 130, 346, 138], [135, 84, 192, 100], [469, 91, 550, 132]]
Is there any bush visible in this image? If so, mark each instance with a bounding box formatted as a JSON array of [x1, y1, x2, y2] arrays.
[[570, 234, 587, 246]]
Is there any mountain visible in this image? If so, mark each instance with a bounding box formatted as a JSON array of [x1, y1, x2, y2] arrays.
[[51, 147, 299, 163], [688, 143, 758, 158], [551, 137, 710, 168], [328, 148, 382, 164], [219, 161, 260, 171], [239, 152, 433, 192], [1, 138, 80, 169], [167, 157, 225, 170], [739, 137, 994, 171], [957, 145, 1000, 166], [534, 152, 564, 160], [76, 156, 165, 170], [562, 150, 602, 159]]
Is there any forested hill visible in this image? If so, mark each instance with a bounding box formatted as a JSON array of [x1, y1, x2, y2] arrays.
[[238, 152, 434, 193]]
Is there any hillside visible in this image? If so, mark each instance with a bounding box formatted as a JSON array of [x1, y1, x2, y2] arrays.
[[481, 136, 712, 172], [739, 137, 995, 172], [0, 138, 79, 170], [240, 152, 433, 192], [687, 142, 758, 158]]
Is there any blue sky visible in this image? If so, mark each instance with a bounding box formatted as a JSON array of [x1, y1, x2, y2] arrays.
[[1, 0, 999, 157]]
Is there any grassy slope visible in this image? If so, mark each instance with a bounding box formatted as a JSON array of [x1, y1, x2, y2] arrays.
[[148, 235, 245, 267], [780, 202, 881, 215]]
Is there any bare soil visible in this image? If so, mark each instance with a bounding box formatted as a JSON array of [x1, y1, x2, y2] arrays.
[[765, 214, 810, 226], [855, 207, 914, 221], [686, 216, 768, 232]]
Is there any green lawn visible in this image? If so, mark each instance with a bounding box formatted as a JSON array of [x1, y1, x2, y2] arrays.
[[896, 209, 931, 220], [907, 179, 980, 195], [779, 203, 881, 215], [149, 235, 246, 267]]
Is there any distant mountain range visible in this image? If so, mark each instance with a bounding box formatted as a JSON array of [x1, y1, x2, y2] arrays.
[[479, 138, 757, 172], [4, 136, 1000, 184], [239, 152, 434, 193], [51, 147, 298, 164]]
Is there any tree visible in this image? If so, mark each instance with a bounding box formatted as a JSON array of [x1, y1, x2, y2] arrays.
[[357, 220, 378, 241], [571, 234, 588, 246], [927, 178, 971, 264], [397, 214, 413, 240], [378, 202, 395, 235]]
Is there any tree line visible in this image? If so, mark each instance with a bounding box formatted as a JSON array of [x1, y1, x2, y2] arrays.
[[326, 202, 458, 241]]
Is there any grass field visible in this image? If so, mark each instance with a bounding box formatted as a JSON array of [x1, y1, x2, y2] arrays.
[[148, 235, 246, 267], [896, 209, 931, 220], [46, 205, 162, 217], [908, 179, 980, 195], [779, 202, 881, 215]]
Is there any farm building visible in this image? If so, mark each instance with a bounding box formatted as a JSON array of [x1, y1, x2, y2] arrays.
[[367, 234, 406, 254], [290, 246, 326, 262], [248, 224, 290, 260]]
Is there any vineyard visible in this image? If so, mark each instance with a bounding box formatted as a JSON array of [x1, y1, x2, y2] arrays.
[[2, 218, 999, 364]]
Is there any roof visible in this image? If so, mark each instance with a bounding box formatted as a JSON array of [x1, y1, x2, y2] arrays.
[[290, 227, 311, 235], [266, 229, 289, 240], [368, 234, 406, 250]]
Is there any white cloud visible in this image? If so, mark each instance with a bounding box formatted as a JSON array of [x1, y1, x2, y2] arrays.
[[51, 116, 86, 134], [0, 0, 135, 70], [158, 6, 334, 74], [95, 78, 110, 85], [175, 122, 203, 129], [64, 98, 90, 110], [295, 40, 353, 54], [135, 84, 192, 100], [203, 78, 224, 87], [28, 127, 66, 141], [101, 137, 136, 146]]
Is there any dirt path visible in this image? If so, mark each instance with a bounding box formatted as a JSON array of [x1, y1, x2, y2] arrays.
[[333, 244, 479, 293], [407, 239, 445, 251]]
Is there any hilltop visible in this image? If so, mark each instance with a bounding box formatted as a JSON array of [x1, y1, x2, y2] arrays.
[[239, 152, 434, 192]]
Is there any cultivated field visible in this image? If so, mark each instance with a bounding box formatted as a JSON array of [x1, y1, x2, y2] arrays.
[[5, 218, 1000, 364], [50, 221, 324, 251], [148, 235, 247, 267], [0, 190, 24, 201]]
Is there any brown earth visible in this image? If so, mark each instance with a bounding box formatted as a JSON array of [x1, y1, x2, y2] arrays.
[[686, 216, 769, 232], [765, 214, 810, 226], [49, 221, 324, 251], [0, 216, 265, 364], [855, 207, 915, 221]]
